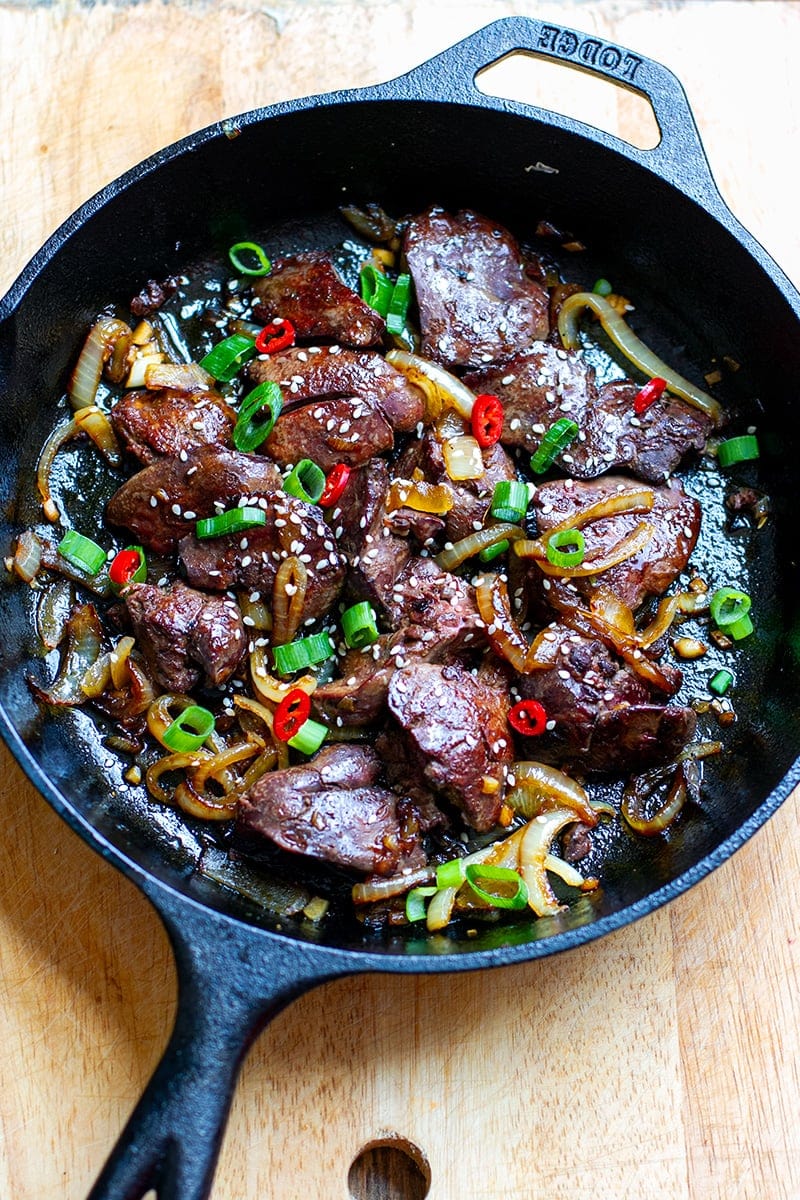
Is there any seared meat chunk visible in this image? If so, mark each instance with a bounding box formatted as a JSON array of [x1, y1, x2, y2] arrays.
[[249, 346, 424, 432], [384, 661, 512, 832], [178, 493, 345, 620], [263, 393, 393, 471], [106, 445, 282, 555], [124, 580, 245, 692], [252, 252, 385, 347], [395, 430, 516, 542], [531, 475, 700, 610], [465, 345, 712, 483], [404, 207, 549, 369], [517, 623, 695, 773], [111, 388, 236, 465], [237, 744, 424, 875], [314, 556, 484, 726]]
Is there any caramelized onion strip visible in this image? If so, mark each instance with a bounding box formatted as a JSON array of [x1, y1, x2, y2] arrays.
[[519, 809, 582, 916], [506, 762, 598, 825], [475, 574, 550, 673], [557, 292, 723, 424], [518, 521, 654, 578], [272, 556, 308, 647], [69, 316, 132, 410], [436, 523, 525, 572]]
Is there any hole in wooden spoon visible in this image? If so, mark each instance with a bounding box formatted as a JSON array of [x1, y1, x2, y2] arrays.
[[348, 1135, 430, 1200]]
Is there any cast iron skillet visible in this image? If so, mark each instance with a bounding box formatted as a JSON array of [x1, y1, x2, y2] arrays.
[[2, 16, 800, 1199]]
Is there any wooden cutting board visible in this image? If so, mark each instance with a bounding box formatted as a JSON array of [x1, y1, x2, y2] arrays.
[[1, 3, 799, 1198]]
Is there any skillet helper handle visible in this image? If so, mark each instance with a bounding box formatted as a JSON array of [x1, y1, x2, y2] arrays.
[[389, 15, 718, 202], [86, 900, 348, 1200]]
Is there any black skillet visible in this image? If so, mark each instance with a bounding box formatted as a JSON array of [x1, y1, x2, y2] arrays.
[[2, 16, 800, 1200]]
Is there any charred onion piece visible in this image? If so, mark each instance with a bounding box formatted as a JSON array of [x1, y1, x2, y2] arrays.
[[557, 292, 723, 424], [69, 317, 132, 410], [436, 522, 525, 571], [475, 573, 550, 673], [272, 556, 308, 647], [28, 603, 104, 706], [506, 762, 598, 825]]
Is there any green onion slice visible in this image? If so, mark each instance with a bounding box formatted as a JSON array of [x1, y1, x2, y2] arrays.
[[592, 278, 613, 296], [199, 334, 256, 383], [342, 601, 379, 649], [464, 864, 529, 910], [709, 587, 753, 640], [436, 858, 467, 890], [478, 539, 510, 563], [272, 632, 335, 676], [710, 669, 734, 696], [162, 704, 216, 752], [228, 242, 272, 277], [287, 717, 328, 755], [405, 886, 438, 923], [530, 418, 579, 474], [195, 506, 267, 539], [57, 530, 107, 576], [283, 459, 326, 504], [360, 263, 394, 317], [490, 479, 529, 524], [545, 528, 586, 568], [233, 382, 283, 452], [386, 273, 412, 336], [717, 435, 760, 468]]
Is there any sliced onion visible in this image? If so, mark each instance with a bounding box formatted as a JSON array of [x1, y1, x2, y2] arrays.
[[543, 854, 598, 892], [37, 417, 78, 521], [144, 362, 214, 392], [386, 478, 454, 515], [109, 635, 135, 689], [546, 592, 676, 693], [352, 865, 435, 904], [425, 885, 458, 931], [522, 521, 655, 577], [35, 578, 73, 647], [507, 762, 598, 825], [386, 349, 477, 420], [125, 351, 167, 388], [557, 292, 723, 424], [74, 405, 122, 467], [272, 556, 308, 647], [476, 573, 548, 673], [69, 317, 132, 410], [589, 587, 636, 636], [637, 593, 683, 648], [146, 750, 212, 804], [519, 809, 581, 916], [535, 487, 655, 547], [233, 694, 290, 769], [11, 529, 43, 582], [622, 765, 687, 836], [238, 746, 279, 793], [28, 603, 104, 707], [441, 435, 485, 481], [436, 522, 525, 571]]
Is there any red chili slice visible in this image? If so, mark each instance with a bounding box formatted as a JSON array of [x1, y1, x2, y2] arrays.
[[318, 463, 352, 507], [273, 688, 312, 742], [108, 548, 143, 587], [255, 318, 296, 355], [507, 699, 548, 737], [633, 376, 667, 416], [471, 393, 504, 448]]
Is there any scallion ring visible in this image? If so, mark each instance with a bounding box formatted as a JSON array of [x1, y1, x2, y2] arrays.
[[405, 886, 438, 923], [162, 705, 216, 752], [717, 435, 759, 468], [545, 528, 585, 569], [464, 864, 529, 910], [359, 263, 394, 317], [709, 587, 753, 640], [530, 418, 579, 474], [287, 717, 328, 755], [272, 632, 335, 676], [490, 479, 530, 524], [341, 601, 379, 650], [283, 459, 326, 505], [386, 273, 412, 336], [435, 858, 467, 889], [57, 531, 107, 576], [195, 506, 267, 539], [233, 382, 283, 452], [199, 334, 256, 383], [228, 242, 272, 277]]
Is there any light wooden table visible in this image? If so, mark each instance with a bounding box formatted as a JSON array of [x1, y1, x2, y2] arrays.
[[1, 3, 799, 1198]]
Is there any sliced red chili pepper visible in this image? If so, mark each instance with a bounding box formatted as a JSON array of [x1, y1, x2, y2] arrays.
[[633, 376, 667, 416], [318, 463, 352, 507], [471, 393, 504, 448], [255, 318, 296, 355], [273, 688, 312, 742], [108, 547, 145, 589], [507, 699, 548, 737]]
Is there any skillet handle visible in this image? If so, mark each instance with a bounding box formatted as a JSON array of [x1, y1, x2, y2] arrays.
[[86, 895, 350, 1200], [386, 16, 718, 202]]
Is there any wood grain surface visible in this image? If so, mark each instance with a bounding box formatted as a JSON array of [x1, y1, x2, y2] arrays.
[[1, 2, 799, 1198]]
